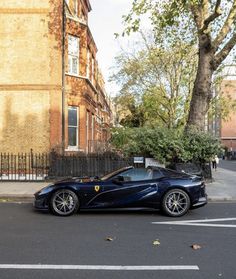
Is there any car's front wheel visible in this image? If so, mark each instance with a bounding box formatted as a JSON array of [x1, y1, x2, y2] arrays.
[[50, 189, 79, 216], [162, 189, 190, 217]]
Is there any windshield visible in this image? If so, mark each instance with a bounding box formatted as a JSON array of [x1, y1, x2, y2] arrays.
[[100, 166, 133, 181]]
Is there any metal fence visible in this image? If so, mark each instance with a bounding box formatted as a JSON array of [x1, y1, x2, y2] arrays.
[[0, 152, 211, 182], [0, 153, 49, 181], [0, 152, 134, 182], [48, 152, 134, 179]]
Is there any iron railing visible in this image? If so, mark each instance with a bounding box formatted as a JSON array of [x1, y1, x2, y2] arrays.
[[0, 153, 49, 181], [0, 152, 134, 181], [48, 152, 133, 179]]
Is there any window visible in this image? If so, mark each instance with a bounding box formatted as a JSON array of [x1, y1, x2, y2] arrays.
[[68, 106, 79, 147], [86, 49, 90, 78], [68, 35, 79, 76], [86, 111, 89, 152], [91, 114, 95, 141], [112, 168, 153, 182], [91, 57, 95, 84]]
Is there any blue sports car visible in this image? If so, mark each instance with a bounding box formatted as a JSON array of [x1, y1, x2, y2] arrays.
[[34, 166, 207, 217]]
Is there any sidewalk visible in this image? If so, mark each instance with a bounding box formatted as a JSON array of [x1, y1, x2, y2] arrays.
[[0, 182, 48, 200], [0, 167, 235, 201], [207, 167, 236, 201]]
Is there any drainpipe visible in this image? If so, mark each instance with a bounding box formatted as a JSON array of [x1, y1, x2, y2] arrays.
[[61, 0, 66, 154]]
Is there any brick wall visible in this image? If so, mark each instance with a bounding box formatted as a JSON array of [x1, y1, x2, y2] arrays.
[[0, 0, 62, 153], [221, 80, 236, 151]]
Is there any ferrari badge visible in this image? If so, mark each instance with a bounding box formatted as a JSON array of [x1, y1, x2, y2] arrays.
[[95, 185, 100, 192]]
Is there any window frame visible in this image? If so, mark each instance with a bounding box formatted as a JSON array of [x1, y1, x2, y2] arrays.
[[68, 35, 79, 76], [86, 48, 91, 79], [68, 106, 79, 149]]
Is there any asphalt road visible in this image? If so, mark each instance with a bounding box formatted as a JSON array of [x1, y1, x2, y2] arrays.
[[219, 159, 236, 171], [0, 202, 236, 279]]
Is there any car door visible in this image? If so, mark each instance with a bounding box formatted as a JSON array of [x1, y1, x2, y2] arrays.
[[87, 168, 159, 208]]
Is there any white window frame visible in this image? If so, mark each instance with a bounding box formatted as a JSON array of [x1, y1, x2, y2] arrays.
[[86, 111, 89, 152], [68, 106, 79, 149], [91, 114, 95, 142], [68, 35, 79, 76], [86, 49, 90, 79], [91, 57, 95, 84]]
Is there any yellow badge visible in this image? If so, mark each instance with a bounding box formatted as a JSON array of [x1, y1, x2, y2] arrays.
[[95, 185, 100, 192]]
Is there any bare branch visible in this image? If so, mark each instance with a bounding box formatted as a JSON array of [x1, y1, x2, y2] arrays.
[[201, 0, 222, 32], [213, 1, 236, 49], [214, 32, 236, 69]]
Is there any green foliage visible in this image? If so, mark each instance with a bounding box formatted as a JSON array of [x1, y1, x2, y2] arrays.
[[111, 33, 197, 128], [122, 0, 236, 130], [110, 127, 222, 164]]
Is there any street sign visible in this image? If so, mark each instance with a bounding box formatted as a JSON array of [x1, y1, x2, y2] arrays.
[[134, 157, 144, 164]]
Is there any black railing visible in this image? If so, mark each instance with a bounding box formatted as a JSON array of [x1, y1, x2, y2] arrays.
[[49, 152, 133, 179], [0, 152, 134, 181], [0, 153, 49, 181], [0, 152, 212, 182]]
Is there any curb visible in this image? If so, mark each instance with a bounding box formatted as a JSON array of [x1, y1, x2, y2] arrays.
[[208, 197, 236, 202], [0, 195, 236, 203], [0, 195, 34, 203]]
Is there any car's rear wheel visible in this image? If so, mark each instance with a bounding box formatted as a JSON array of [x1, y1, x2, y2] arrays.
[[50, 189, 79, 216], [162, 189, 190, 217]]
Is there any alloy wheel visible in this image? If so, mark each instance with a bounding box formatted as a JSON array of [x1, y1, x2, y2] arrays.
[[51, 189, 79, 216], [162, 189, 190, 217]]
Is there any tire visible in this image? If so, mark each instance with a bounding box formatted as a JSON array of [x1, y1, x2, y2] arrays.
[[162, 189, 190, 217], [50, 189, 79, 216]]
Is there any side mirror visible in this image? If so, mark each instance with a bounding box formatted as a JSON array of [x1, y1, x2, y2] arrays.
[[112, 175, 124, 185]]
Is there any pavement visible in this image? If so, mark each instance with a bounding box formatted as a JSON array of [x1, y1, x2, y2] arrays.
[[206, 160, 236, 201], [0, 160, 235, 201]]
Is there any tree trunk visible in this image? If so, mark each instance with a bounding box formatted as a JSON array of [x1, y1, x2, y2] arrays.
[[186, 37, 214, 131]]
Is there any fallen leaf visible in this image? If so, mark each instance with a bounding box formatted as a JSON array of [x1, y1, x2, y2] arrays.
[[191, 244, 201, 250], [105, 237, 114, 241], [153, 239, 160, 246]]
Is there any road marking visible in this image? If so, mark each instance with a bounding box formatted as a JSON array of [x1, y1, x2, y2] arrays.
[[0, 264, 199, 271], [152, 217, 236, 228]]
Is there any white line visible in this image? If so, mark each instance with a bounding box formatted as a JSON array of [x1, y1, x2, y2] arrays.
[[152, 217, 236, 228], [0, 264, 199, 271], [166, 218, 236, 223], [152, 222, 236, 228]]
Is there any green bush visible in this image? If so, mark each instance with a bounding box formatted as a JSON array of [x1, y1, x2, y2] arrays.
[[110, 127, 222, 164]]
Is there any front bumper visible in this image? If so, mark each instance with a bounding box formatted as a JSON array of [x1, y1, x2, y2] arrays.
[[33, 196, 49, 211]]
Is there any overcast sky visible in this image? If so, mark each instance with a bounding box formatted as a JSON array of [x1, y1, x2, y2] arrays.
[[88, 0, 132, 96]]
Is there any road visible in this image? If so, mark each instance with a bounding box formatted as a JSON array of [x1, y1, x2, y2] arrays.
[[219, 159, 236, 171], [0, 202, 236, 279]]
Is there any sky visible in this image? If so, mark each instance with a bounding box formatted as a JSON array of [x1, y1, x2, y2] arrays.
[[88, 0, 132, 96]]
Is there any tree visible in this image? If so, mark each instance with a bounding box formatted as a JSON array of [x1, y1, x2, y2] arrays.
[[123, 0, 236, 130], [110, 126, 222, 164], [111, 33, 197, 128]]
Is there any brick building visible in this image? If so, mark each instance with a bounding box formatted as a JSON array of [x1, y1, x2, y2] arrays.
[[208, 66, 236, 154], [0, 0, 112, 154], [220, 79, 236, 153]]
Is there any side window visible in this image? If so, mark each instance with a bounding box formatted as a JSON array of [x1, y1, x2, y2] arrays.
[[114, 168, 153, 182], [152, 169, 164, 179]]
